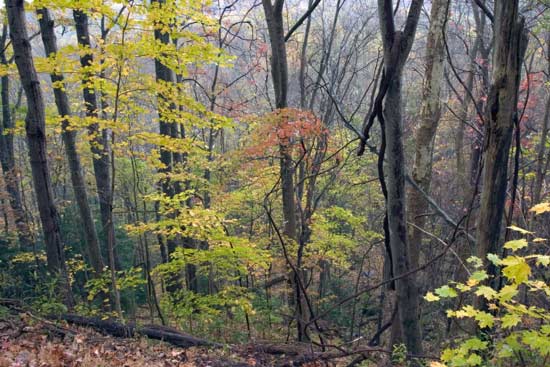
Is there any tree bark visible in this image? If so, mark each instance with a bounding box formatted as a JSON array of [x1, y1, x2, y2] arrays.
[[533, 36, 550, 205], [407, 0, 449, 270], [37, 8, 104, 275], [73, 9, 116, 268], [375, 0, 424, 358], [6, 0, 73, 306], [262, 0, 297, 241], [0, 24, 32, 250], [476, 0, 527, 275], [262, 0, 309, 342]]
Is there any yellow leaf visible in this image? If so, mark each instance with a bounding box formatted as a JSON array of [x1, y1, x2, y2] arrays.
[[504, 239, 528, 251], [507, 225, 533, 235], [475, 286, 497, 300], [501, 256, 531, 284], [424, 292, 440, 302], [530, 202, 550, 215], [498, 284, 519, 301]]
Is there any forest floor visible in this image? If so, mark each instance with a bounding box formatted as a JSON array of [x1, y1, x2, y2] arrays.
[[0, 311, 372, 367]]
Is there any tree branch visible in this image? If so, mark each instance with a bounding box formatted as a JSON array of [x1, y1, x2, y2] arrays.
[[284, 0, 322, 42]]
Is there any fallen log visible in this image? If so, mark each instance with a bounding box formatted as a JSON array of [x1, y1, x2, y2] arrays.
[[54, 314, 222, 348]]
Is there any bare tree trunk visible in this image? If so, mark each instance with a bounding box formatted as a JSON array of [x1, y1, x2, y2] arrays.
[[375, 0, 424, 358], [262, 0, 309, 341], [37, 8, 104, 275], [262, 0, 297, 240], [0, 25, 32, 250], [6, 0, 73, 307], [533, 36, 550, 205], [476, 0, 527, 276], [407, 0, 449, 270], [73, 9, 116, 268]]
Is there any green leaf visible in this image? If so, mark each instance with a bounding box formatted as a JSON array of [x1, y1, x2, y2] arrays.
[[504, 239, 528, 251], [475, 286, 497, 300], [502, 256, 531, 284], [467, 256, 483, 268], [487, 253, 502, 265], [501, 313, 521, 329], [466, 353, 483, 366], [462, 337, 489, 351], [498, 284, 519, 302], [475, 311, 495, 328], [435, 285, 458, 298], [471, 270, 489, 282]]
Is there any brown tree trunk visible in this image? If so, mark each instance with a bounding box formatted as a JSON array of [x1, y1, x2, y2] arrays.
[[375, 0, 424, 358], [262, 0, 307, 342], [37, 8, 104, 275], [533, 36, 550, 206], [73, 9, 116, 268], [262, 0, 297, 240], [476, 0, 527, 275], [407, 0, 449, 270], [6, 0, 73, 306], [151, 0, 198, 293], [0, 24, 32, 250]]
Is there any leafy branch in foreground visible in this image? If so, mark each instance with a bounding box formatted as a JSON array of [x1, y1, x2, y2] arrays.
[[426, 204, 550, 367]]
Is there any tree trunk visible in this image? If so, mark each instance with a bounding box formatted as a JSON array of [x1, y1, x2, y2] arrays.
[[0, 24, 32, 250], [73, 9, 116, 268], [151, 0, 198, 293], [262, 0, 297, 240], [375, 0, 424, 358], [407, 0, 449, 270], [476, 0, 527, 276], [6, 0, 73, 307], [533, 36, 550, 205], [37, 8, 104, 275], [262, 0, 307, 341]]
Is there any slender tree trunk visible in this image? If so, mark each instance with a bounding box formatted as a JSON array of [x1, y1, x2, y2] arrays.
[[0, 25, 32, 250], [475, 0, 527, 276], [262, 0, 309, 341], [533, 37, 550, 205], [151, 0, 195, 293], [375, 0, 424, 358], [6, 0, 73, 306], [299, 0, 313, 110], [37, 8, 104, 275], [407, 0, 449, 270], [73, 9, 116, 268], [262, 0, 297, 240]]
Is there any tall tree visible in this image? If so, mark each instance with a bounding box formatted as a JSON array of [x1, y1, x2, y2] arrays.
[[262, 0, 297, 241], [360, 0, 425, 357], [407, 0, 450, 270], [37, 8, 104, 275], [5, 0, 73, 306], [475, 0, 527, 276], [150, 0, 189, 292], [73, 9, 115, 267], [0, 24, 32, 250], [262, 0, 310, 342], [533, 35, 550, 206]]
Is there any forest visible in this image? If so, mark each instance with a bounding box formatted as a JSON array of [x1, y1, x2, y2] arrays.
[[0, 0, 549, 366]]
